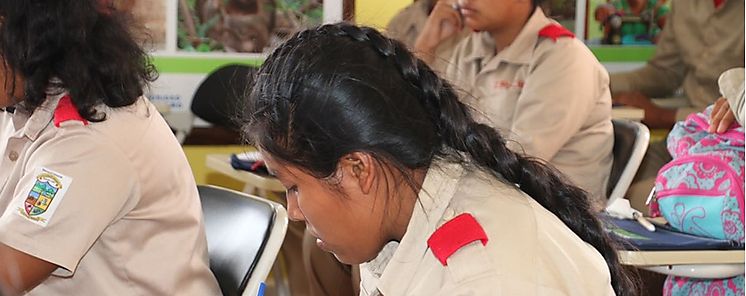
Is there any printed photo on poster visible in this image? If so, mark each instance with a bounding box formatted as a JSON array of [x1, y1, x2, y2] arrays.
[[106, 0, 169, 51], [590, 0, 670, 45], [177, 0, 323, 53]]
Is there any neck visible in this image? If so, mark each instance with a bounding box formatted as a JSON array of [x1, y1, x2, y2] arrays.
[[388, 168, 427, 242], [488, 7, 534, 53]]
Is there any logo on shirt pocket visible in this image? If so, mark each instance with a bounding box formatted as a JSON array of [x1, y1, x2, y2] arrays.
[[17, 167, 73, 226]]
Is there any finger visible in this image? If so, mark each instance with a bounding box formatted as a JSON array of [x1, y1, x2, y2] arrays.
[[712, 103, 730, 133], [717, 109, 735, 133], [431, 2, 463, 33], [709, 98, 727, 132]]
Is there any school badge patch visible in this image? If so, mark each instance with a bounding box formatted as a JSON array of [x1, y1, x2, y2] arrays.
[[17, 167, 72, 226]]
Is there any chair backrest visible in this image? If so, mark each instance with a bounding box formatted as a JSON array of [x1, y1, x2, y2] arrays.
[[191, 64, 259, 131], [606, 119, 650, 208], [198, 185, 288, 296]]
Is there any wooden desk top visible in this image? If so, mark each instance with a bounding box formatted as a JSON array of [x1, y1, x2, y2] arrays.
[[205, 154, 285, 193], [618, 249, 745, 266]]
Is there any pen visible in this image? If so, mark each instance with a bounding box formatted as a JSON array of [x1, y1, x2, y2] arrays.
[[633, 211, 656, 232], [645, 187, 656, 205]]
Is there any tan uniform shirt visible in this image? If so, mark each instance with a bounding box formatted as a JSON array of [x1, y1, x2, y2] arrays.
[[359, 160, 615, 295], [610, 0, 745, 120], [439, 8, 613, 206], [0, 94, 220, 295]]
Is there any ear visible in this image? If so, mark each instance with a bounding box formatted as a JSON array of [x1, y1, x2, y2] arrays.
[[339, 152, 376, 195]]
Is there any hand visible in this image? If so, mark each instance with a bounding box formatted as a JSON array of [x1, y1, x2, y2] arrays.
[[709, 97, 736, 133], [613, 91, 676, 128], [594, 4, 616, 23], [414, 0, 463, 64]]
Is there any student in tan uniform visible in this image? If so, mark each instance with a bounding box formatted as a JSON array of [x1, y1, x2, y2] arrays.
[[415, 0, 614, 207], [243, 23, 639, 295], [0, 1, 220, 295], [609, 0, 744, 210]]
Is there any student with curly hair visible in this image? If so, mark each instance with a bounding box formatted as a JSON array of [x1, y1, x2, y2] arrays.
[[244, 23, 638, 295], [0, 1, 220, 295]]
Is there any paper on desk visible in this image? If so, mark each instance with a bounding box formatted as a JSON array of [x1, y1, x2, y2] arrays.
[[605, 198, 638, 219], [606, 198, 656, 231], [235, 151, 263, 162]]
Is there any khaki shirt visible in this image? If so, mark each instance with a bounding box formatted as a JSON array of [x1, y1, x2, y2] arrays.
[[439, 8, 613, 206], [359, 160, 615, 295], [610, 0, 745, 120], [0, 94, 220, 295]]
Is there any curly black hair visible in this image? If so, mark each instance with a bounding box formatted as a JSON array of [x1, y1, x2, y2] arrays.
[[0, 0, 158, 121]]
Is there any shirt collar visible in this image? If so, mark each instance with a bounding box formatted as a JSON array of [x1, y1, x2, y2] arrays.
[[462, 7, 553, 66], [364, 159, 465, 295], [13, 92, 66, 140]]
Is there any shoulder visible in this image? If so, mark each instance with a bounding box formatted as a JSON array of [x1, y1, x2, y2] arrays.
[[534, 24, 594, 62], [424, 168, 540, 277]]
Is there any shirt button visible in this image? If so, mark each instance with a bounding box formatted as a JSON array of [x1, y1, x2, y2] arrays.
[[8, 151, 18, 161]]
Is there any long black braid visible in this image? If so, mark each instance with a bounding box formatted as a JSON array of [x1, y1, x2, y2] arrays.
[[246, 23, 638, 295]]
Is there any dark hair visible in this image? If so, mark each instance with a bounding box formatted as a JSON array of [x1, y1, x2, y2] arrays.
[[0, 0, 158, 121], [244, 23, 638, 295]]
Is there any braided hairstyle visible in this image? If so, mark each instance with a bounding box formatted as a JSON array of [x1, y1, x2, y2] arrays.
[[244, 23, 638, 296]]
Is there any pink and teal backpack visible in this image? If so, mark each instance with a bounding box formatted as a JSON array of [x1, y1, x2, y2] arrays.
[[652, 106, 745, 296], [652, 107, 745, 242]]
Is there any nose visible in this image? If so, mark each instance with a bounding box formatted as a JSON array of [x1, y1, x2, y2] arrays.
[[285, 194, 305, 222]]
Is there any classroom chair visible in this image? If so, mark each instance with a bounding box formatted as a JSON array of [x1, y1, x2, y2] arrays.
[[198, 185, 288, 296]]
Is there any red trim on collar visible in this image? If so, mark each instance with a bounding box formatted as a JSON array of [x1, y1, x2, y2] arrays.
[[427, 213, 488, 266], [54, 95, 88, 127], [714, 0, 725, 8], [538, 24, 575, 42]]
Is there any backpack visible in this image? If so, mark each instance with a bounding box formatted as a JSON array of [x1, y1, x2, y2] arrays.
[[651, 106, 745, 243]]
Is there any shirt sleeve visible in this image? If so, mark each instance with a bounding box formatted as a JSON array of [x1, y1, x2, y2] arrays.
[[0, 127, 139, 275], [609, 1, 685, 98], [506, 40, 608, 161]]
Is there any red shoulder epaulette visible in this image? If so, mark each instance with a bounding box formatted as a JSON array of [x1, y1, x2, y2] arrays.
[[427, 213, 488, 266], [53, 95, 88, 127], [538, 24, 575, 42]]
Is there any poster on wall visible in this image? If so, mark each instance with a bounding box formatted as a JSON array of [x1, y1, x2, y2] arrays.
[[587, 0, 670, 45], [176, 0, 324, 53], [107, 0, 169, 51]]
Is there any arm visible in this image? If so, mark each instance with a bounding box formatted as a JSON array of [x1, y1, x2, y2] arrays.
[[507, 43, 603, 161], [0, 245, 56, 296], [413, 0, 462, 66], [610, 1, 685, 98], [0, 131, 137, 293]]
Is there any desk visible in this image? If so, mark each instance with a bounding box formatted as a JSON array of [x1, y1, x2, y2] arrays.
[[618, 250, 745, 278], [612, 106, 644, 121], [205, 153, 285, 193]]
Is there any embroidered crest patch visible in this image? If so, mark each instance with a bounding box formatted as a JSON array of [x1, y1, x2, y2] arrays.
[[17, 168, 72, 226]]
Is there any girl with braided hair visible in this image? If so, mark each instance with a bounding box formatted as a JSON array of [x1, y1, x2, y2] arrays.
[[244, 23, 638, 295], [415, 0, 614, 208]]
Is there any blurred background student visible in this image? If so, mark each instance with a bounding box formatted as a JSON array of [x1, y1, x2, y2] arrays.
[[609, 0, 744, 210], [415, 0, 614, 207]]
